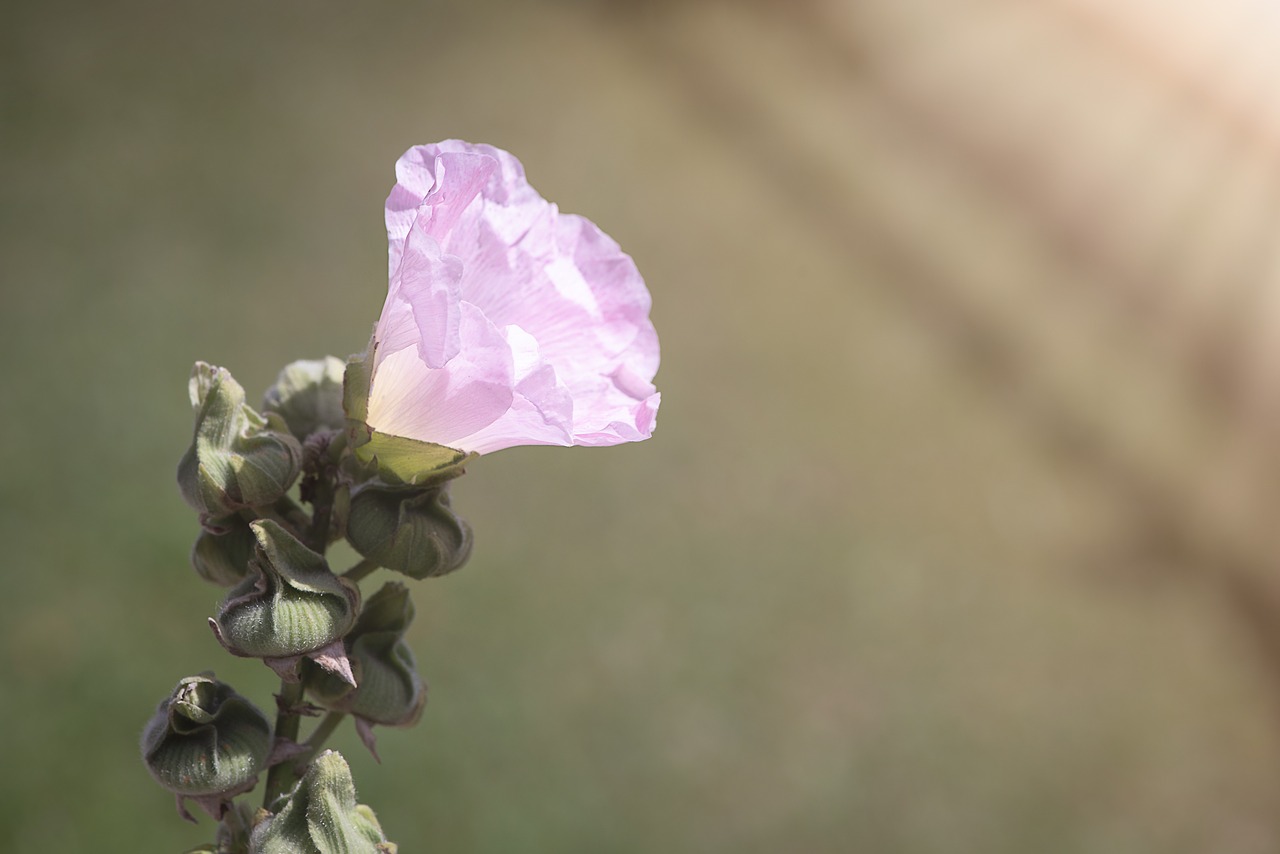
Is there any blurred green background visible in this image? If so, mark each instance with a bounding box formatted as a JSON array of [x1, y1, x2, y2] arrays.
[[8, 0, 1280, 851]]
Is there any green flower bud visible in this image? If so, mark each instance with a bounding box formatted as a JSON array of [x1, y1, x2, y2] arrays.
[[250, 750, 396, 854], [345, 485, 472, 580], [212, 520, 360, 681], [140, 674, 272, 821], [262, 357, 348, 442], [303, 583, 426, 756], [191, 516, 257, 586], [178, 363, 304, 522]]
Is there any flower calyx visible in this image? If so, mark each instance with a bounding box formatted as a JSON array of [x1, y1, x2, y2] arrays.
[[140, 673, 273, 823], [342, 341, 475, 489], [250, 750, 397, 854], [178, 362, 304, 525], [262, 356, 348, 443], [210, 520, 360, 685], [302, 582, 426, 759], [345, 483, 472, 580]]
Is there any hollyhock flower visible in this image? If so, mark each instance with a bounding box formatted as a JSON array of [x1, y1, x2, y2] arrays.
[[361, 140, 660, 456]]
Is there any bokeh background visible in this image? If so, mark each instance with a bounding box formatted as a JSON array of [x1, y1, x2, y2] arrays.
[[7, 0, 1280, 850]]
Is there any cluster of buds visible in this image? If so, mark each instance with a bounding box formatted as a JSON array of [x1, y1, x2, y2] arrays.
[[141, 139, 661, 853], [149, 355, 474, 853]]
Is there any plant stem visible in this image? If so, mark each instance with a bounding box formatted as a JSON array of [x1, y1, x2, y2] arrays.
[[303, 711, 348, 757], [261, 445, 339, 807], [342, 557, 380, 583], [262, 680, 306, 807], [305, 477, 334, 554], [222, 798, 250, 852]]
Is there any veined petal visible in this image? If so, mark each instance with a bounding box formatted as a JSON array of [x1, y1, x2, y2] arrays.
[[417, 151, 496, 244], [376, 140, 660, 454], [571, 368, 660, 446], [449, 324, 574, 454], [366, 302, 514, 447], [386, 144, 502, 275], [387, 221, 463, 369]]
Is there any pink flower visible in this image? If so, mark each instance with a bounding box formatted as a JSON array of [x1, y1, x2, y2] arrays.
[[363, 140, 660, 455]]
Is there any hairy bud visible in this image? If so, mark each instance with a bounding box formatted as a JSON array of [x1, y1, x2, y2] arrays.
[[251, 750, 396, 854], [140, 674, 272, 821], [191, 515, 257, 586], [177, 363, 303, 523], [211, 520, 359, 683], [262, 356, 348, 442], [346, 485, 472, 580], [303, 583, 426, 756]]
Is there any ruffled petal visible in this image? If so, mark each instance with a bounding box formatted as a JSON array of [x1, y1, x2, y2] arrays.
[[366, 302, 514, 446], [385, 145, 495, 276], [376, 140, 660, 454], [449, 324, 575, 454], [384, 220, 464, 369]]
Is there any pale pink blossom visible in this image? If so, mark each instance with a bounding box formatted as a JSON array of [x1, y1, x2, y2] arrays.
[[365, 140, 660, 455]]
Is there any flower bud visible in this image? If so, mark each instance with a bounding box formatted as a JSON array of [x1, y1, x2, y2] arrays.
[[250, 750, 396, 854], [345, 485, 472, 580], [190, 515, 257, 586], [211, 520, 360, 681], [177, 362, 304, 522], [262, 357, 348, 442], [140, 674, 272, 821], [303, 583, 426, 756]]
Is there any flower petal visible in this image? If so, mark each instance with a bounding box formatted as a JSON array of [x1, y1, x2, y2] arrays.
[[449, 324, 574, 454], [386, 145, 496, 276], [377, 141, 661, 453], [367, 302, 514, 447], [386, 221, 462, 369]]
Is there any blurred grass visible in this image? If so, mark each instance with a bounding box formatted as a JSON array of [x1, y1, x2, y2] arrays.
[[5, 0, 1280, 851]]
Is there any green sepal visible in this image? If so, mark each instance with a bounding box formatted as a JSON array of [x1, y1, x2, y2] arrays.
[[140, 674, 272, 799], [303, 583, 426, 727], [250, 750, 396, 854], [212, 520, 360, 660], [342, 336, 475, 488], [178, 363, 303, 521], [342, 336, 374, 433], [351, 432, 475, 488], [263, 356, 348, 442]]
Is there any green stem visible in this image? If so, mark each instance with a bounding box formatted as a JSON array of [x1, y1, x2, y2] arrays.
[[259, 437, 347, 810], [221, 798, 250, 852], [302, 711, 348, 758], [262, 680, 306, 807], [342, 557, 380, 583], [305, 476, 335, 554]]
